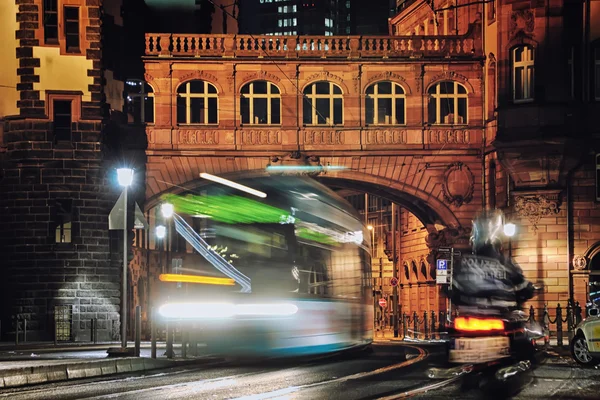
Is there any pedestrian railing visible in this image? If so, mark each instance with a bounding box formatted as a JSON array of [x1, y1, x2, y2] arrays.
[[375, 300, 586, 347]]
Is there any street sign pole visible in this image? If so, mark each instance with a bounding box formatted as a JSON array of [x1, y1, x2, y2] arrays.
[[449, 247, 454, 320]]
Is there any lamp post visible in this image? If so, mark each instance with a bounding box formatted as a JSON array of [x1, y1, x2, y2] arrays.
[[503, 223, 516, 258], [156, 225, 166, 273], [116, 168, 134, 350], [161, 203, 174, 272], [367, 225, 375, 256]]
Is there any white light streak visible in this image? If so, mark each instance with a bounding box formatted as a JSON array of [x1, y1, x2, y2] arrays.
[[200, 173, 267, 198]]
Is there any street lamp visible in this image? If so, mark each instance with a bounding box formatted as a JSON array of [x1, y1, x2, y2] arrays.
[[504, 222, 516, 258], [161, 203, 174, 275], [155, 225, 166, 276], [117, 168, 133, 351]]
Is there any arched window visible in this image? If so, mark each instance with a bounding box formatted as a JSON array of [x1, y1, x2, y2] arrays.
[[365, 81, 406, 125], [303, 81, 343, 125], [428, 81, 468, 125], [125, 80, 154, 124], [177, 80, 218, 124], [240, 81, 281, 125], [512, 45, 535, 102]]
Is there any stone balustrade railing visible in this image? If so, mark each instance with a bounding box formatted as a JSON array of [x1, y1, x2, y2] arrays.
[[145, 34, 480, 58]]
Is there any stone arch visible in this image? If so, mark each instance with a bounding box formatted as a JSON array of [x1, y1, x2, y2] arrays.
[[420, 259, 428, 280], [145, 168, 463, 234], [426, 79, 474, 96], [410, 260, 418, 283], [301, 79, 349, 96], [175, 75, 224, 95], [364, 78, 412, 96], [583, 242, 600, 273], [403, 262, 410, 282], [238, 79, 285, 95]]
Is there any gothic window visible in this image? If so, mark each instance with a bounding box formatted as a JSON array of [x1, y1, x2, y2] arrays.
[[64, 6, 80, 53], [177, 80, 218, 124], [303, 81, 343, 125], [54, 199, 73, 243], [428, 81, 468, 125], [240, 81, 281, 125], [365, 81, 406, 125], [125, 80, 154, 124], [43, 0, 58, 44], [512, 45, 535, 102]]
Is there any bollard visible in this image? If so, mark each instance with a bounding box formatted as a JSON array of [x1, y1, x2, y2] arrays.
[[166, 321, 174, 359], [566, 301, 574, 343], [412, 311, 418, 339], [54, 314, 58, 346], [151, 308, 157, 359], [94, 318, 98, 344], [423, 311, 429, 340], [529, 305, 535, 323], [543, 304, 550, 348], [90, 319, 95, 343], [135, 305, 141, 357], [430, 312, 436, 340], [181, 328, 187, 359], [15, 318, 19, 346], [23, 319, 27, 343], [556, 303, 563, 347], [402, 312, 408, 339]]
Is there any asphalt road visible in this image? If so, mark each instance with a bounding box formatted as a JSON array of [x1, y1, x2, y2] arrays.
[[0, 343, 599, 400]]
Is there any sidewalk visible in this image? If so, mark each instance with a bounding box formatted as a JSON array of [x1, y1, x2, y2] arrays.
[[0, 341, 218, 389]]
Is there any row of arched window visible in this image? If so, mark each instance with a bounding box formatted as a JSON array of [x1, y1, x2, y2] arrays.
[[125, 79, 470, 126]]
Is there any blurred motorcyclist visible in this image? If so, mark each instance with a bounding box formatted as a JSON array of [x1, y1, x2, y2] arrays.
[[450, 210, 535, 311]]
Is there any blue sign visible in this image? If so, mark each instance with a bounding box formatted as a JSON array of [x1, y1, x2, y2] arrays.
[[437, 259, 448, 270]]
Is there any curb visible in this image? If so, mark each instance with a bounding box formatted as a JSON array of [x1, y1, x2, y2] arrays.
[[0, 357, 214, 389]]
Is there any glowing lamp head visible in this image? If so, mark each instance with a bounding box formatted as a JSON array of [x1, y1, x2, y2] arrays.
[[116, 168, 134, 187], [367, 225, 373, 231], [155, 225, 166, 239], [503, 223, 516, 237], [161, 203, 174, 219]]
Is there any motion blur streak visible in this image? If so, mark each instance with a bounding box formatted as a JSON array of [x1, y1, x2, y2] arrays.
[[235, 303, 298, 316], [454, 317, 505, 332], [157, 302, 298, 319], [173, 213, 252, 292], [158, 273, 236, 285], [200, 172, 267, 198], [158, 303, 236, 319]]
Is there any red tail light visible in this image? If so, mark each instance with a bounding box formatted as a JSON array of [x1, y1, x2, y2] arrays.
[[454, 317, 505, 332]]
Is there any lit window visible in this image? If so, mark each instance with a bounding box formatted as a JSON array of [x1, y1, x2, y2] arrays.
[[293, 5, 297, 12], [240, 80, 281, 125], [64, 6, 80, 53], [427, 81, 468, 125], [54, 199, 72, 244], [125, 80, 154, 124], [512, 45, 535, 102], [177, 80, 218, 124], [43, 0, 58, 44], [303, 81, 343, 125], [366, 81, 406, 125], [278, 19, 283, 27]]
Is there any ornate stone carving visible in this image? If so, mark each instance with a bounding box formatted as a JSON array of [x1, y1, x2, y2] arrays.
[[365, 130, 407, 145], [429, 130, 470, 144], [367, 71, 407, 85], [573, 255, 587, 271], [425, 226, 472, 249], [488, 52, 496, 66], [179, 70, 218, 84], [267, 152, 323, 176], [509, 9, 535, 38], [240, 130, 281, 145], [428, 71, 469, 87], [143, 73, 154, 84], [178, 130, 219, 145], [442, 162, 474, 206], [302, 130, 343, 145], [240, 70, 281, 84], [514, 193, 561, 231], [305, 71, 344, 84]]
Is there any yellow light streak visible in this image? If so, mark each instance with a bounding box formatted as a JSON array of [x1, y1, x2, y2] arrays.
[[159, 274, 236, 286]]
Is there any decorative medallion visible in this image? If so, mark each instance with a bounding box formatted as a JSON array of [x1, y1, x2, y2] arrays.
[[305, 71, 344, 84], [178, 70, 218, 84], [509, 9, 534, 38], [367, 71, 407, 85], [514, 193, 561, 231], [428, 71, 469, 87], [266, 152, 323, 176], [240, 70, 281, 85], [573, 255, 587, 271], [442, 162, 474, 206]]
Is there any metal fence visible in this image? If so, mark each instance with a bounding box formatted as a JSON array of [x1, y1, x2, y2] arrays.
[[376, 300, 586, 346]]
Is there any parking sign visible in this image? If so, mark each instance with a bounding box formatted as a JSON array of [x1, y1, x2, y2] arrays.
[[436, 259, 449, 284]]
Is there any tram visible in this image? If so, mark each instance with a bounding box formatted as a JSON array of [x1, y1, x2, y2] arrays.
[[156, 174, 373, 357]]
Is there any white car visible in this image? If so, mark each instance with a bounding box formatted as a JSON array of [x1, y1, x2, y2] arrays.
[[571, 303, 600, 366]]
